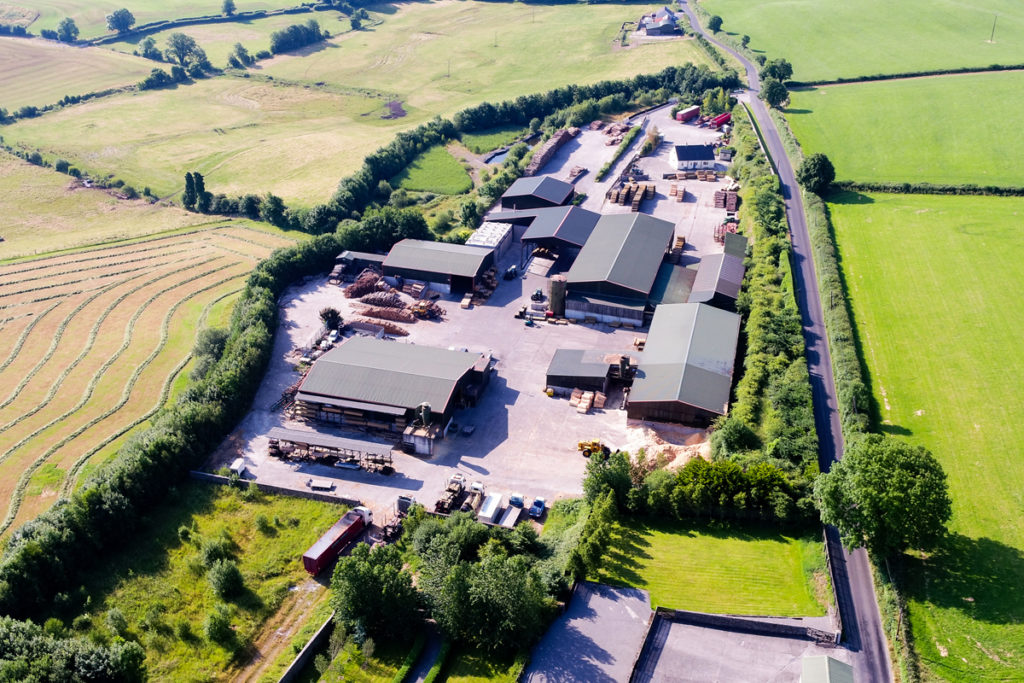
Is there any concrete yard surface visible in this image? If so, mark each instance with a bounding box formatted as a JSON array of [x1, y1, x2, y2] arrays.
[[524, 582, 653, 683]]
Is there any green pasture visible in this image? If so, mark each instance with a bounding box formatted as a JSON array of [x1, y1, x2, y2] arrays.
[[0, 35, 154, 110], [2, 77, 394, 207], [392, 145, 472, 195], [596, 518, 827, 616], [105, 10, 350, 67], [67, 481, 345, 681], [786, 72, 1024, 187], [259, 1, 716, 116], [699, 0, 1024, 82], [460, 125, 527, 155], [17, 0, 281, 40], [441, 646, 524, 683], [829, 192, 1024, 680]]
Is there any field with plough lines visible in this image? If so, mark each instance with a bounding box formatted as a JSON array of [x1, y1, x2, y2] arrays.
[[0, 225, 295, 537]]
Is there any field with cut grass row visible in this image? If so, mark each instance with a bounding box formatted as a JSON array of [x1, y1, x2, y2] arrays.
[[699, 0, 1024, 82], [0, 224, 295, 537], [786, 71, 1024, 187], [829, 192, 1024, 681]]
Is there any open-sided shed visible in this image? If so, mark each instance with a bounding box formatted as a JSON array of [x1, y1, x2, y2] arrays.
[[382, 239, 494, 294]]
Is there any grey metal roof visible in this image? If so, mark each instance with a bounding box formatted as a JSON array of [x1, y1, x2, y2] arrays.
[[294, 393, 406, 416], [547, 349, 614, 380], [267, 427, 393, 456], [801, 657, 854, 683], [383, 239, 492, 278], [649, 262, 696, 306], [489, 206, 600, 249], [338, 250, 386, 263], [503, 176, 574, 205], [723, 232, 747, 258], [630, 303, 740, 414], [299, 337, 482, 412], [688, 253, 745, 304], [566, 213, 675, 297], [673, 144, 716, 161]]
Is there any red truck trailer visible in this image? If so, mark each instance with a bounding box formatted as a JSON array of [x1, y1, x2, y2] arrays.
[[302, 506, 373, 576], [711, 112, 732, 128], [676, 105, 700, 123]]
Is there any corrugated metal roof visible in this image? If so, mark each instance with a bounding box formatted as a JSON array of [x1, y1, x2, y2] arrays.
[[566, 213, 675, 297], [801, 656, 854, 683], [630, 303, 740, 414], [649, 262, 696, 306], [383, 239, 492, 278], [688, 253, 745, 304], [299, 338, 482, 412], [546, 349, 614, 380], [503, 176, 574, 205], [465, 221, 512, 249], [723, 232, 748, 258], [673, 144, 716, 161], [267, 427, 393, 455]]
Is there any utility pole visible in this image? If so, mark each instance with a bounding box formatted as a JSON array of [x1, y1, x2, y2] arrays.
[[990, 14, 998, 42], [447, 58, 451, 78]]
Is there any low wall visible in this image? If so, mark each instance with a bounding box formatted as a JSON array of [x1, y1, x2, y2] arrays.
[[655, 607, 840, 644], [278, 612, 335, 683], [189, 471, 360, 507]]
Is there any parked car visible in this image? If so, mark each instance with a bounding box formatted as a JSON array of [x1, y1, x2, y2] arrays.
[[528, 497, 546, 519], [509, 492, 525, 507]]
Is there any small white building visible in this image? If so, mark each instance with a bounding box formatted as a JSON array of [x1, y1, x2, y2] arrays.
[[465, 221, 514, 258], [670, 144, 716, 170]]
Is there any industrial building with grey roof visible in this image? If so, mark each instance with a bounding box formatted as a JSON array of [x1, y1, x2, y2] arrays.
[[487, 205, 600, 252], [500, 176, 575, 210], [382, 239, 495, 293], [628, 303, 741, 425]]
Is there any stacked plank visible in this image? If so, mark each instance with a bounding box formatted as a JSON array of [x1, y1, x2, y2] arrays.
[[524, 129, 574, 176]]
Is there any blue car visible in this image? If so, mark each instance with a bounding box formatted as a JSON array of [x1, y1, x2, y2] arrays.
[[528, 497, 546, 519]]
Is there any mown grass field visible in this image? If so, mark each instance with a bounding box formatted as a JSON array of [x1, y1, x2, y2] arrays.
[[105, 9, 350, 67], [699, 0, 1024, 82], [18, 0, 281, 39], [0, 35, 154, 109], [829, 192, 1024, 681], [596, 519, 827, 616], [460, 125, 527, 155], [0, 223, 295, 537], [392, 145, 472, 195], [441, 646, 523, 683], [786, 72, 1024, 187], [67, 481, 345, 682]]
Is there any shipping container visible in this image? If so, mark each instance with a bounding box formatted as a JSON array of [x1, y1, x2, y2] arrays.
[[478, 493, 503, 525], [678, 105, 700, 122], [302, 507, 373, 576]]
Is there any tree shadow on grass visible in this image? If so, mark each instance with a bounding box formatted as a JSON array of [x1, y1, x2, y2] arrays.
[[899, 533, 1024, 625]]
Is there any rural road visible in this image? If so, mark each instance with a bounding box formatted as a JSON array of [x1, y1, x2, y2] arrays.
[[677, 3, 893, 681]]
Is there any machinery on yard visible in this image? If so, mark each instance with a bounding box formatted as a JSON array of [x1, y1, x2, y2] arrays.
[[435, 473, 467, 513], [577, 440, 611, 458]]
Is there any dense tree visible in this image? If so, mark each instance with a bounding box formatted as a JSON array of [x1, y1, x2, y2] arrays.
[[319, 307, 342, 330], [701, 86, 730, 115], [165, 33, 199, 66], [138, 36, 162, 60], [759, 77, 788, 108], [335, 206, 429, 253], [350, 16, 361, 30], [232, 42, 253, 66], [57, 17, 78, 43], [330, 543, 419, 639], [259, 193, 288, 227], [815, 434, 952, 556], [740, 34, 750, 48], [194, 172, 212, 213], [270, 20, 325, 54], [182, 172, 197, 210], [106, 8, 135, 33], [0, 616, 146, 681], [459, 200, 480, 228], [759, 58, 793, 82], [582, 450, 632, 508], [708, 15, 723, 32], [795, 153, 836, 195], [222, 0, 236, 16]]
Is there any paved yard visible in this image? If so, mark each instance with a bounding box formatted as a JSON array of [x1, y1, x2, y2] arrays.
[[524, 582, 653, 683]]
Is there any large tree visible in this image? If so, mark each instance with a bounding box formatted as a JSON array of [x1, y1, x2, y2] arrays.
[[330, 543, 420, 639], [106, 8, 135, 33], [815, 434, 952, 557], [796, 153, 836, 195], [222, 0, 236, 16], [759, 77, 788, 108], [57, 17, 78, 43], [759, 57, 793, 82], [708, 15, 723, 32], [165, 32, 199, 66]]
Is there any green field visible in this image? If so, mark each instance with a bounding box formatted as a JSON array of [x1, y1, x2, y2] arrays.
[[441, 646, 523, 683], [786, 72, 1024, 186], [392, 145, 472, 195], [105, 10, 351, 67], [17, 0, 281, 39], [63, 481, 345, 681], [596, 519, 828, 616], [699, 0, 1024, 82], [0, 35, 154, 109], [829, 192, 1024, 680], [460, 125, 527, 155]]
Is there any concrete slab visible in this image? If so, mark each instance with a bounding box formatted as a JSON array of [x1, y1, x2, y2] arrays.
[[524, 582, 653, 683]]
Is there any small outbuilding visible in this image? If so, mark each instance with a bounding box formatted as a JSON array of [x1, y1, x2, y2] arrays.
[[671, 144, 717, 170], [688, 234, 747, 311], [382, 239, 494, 294], [501, 176, 575, 210], [627, 303, 740, 426], [546, 349, 613, 394]]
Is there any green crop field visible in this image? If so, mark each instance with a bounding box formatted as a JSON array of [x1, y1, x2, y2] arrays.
[[699, 0, 1024, 82], [4, 2, 714, 207], [596, 519, 828, 616], [17, 0, 281, 39], [0, 35, 154, 110], [393, 145, 472, 195], [104, 10, 351, 67], [64, 481, 346, 681], [829, 192, 1024, 680], [786, 72, 1024, 187], [460, 125, 528, 155]]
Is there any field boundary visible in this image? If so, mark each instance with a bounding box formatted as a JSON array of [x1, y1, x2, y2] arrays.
[[655, 607, 839, 643], [189, 471, 360, 507], [790, 64, 1024, 88], [278, 611, 336, 683], [834, 180, 1024, 197], [84, 5, 315, 46]]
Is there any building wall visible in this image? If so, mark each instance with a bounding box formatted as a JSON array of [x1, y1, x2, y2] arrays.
[[626, 400, 717, 427], [565, 299, 644, 326], [501, 195, 561, 211]]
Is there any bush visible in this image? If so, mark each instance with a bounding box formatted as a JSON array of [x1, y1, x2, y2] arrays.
[[203, 604, 234, 645], [207, 559, 244, 599], [54, 159, 69, 174]]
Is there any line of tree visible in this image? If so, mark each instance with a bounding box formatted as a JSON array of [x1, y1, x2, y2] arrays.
[[0, 24, 29, 36], [269, 19, 327, 54], [40, 17, 78, 42], [0, 616, 145, 681]]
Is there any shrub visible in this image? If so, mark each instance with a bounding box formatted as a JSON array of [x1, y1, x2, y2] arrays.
[[207, 559, 244, 599], [203, 603, 234, 645]]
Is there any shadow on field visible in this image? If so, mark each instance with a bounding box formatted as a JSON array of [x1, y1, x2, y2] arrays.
[[828, 190, 874, 205], [900, 533, 1024, 624], [879, 423, 912, 436]]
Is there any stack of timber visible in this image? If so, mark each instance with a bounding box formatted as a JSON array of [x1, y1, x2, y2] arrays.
[[524, 129, 575, 176]]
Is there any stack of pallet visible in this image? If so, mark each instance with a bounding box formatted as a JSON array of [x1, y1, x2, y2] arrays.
[[608, 187, 620, 202], [725, 191, 739, 211], [669, 235, 685, 263], [714, 190, 727, 208], [569, 388, 583, 408], [403, 282, 426, 298], [593, 392, 607, 409], [644, 184, 655, 199], [669, 183, 678, 197], [631, 191, 642, 212]]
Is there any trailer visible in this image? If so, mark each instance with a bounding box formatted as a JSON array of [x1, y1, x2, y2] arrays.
[[302, 507, 373, 575], [498, 505, 522, 529], [478, 493, 503, 525], [676, 105, 700, 123]]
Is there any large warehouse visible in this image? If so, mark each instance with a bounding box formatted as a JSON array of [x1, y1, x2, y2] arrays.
[[487, 205, 600, 256], [565, 213, 675, 325], [294, 338, 491, 454], [382, 239, 495, 294], [627, 303, 740, 426], [500, 176, 575, 210]]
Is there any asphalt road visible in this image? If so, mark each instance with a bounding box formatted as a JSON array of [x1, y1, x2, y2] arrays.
[[677, 3, 893, 681]]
